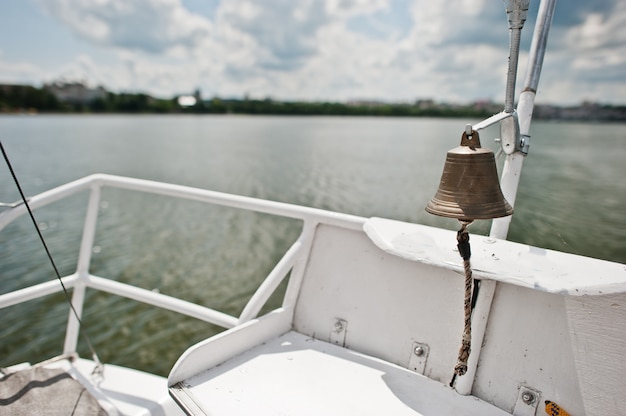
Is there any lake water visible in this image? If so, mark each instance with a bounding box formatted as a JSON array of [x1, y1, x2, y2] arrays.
[[1, 115, 625, 376]]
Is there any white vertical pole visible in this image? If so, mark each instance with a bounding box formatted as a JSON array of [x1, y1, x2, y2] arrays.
[[489, 85, 536, 240], [456, 0, 557, 395], [63, 184, 101, 354]]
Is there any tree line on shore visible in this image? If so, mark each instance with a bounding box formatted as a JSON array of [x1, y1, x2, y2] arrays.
[[1, 83, 624, 121], [0, 84, 493, 118]]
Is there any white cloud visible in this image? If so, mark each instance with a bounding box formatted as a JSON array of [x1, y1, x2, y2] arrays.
[[51, 54, 99, 82], [215, 0, 331, 72], [0, 59, 44, 85], [36, 0, 212, 55], [6, 0, 623, 105], [564, 2, 626, 51], [325, 0, 389, 17], [536, 1, 626, 104]]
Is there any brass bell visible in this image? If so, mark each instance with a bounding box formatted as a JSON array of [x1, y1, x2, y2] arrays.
[[426, 129, 513, 221]]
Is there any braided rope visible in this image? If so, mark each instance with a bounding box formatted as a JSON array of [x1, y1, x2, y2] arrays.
[[454, 257, 473, 375], [454, 223, 473, 376], [545, 400, 570, 416]]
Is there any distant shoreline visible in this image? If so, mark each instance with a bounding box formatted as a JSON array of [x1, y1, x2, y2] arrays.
[[2, 83, 625, 122]]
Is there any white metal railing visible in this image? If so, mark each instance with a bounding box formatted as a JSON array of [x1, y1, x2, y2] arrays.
[[0, 174, 365, 355]]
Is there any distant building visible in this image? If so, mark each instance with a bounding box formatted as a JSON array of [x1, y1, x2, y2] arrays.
[[346, 100, 386, 107], [44, 81, 106, 104], [177, 95, 197, 107], [415, 99, 436, 109], [177, 88, 202, 107]]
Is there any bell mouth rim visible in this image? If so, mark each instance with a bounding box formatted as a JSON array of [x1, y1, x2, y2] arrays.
[[425, 199, 513, 221]]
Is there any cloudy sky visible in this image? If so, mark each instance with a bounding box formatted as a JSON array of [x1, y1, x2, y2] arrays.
[[1, 0, 624, 105]]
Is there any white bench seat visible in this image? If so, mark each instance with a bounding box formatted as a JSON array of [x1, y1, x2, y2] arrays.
[[169, 331, 508, 416]]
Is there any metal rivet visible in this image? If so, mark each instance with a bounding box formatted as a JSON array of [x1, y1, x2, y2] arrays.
[[414, 346, 424, 356], [522, 391, 535, 405], [334, 320, 344, 333]]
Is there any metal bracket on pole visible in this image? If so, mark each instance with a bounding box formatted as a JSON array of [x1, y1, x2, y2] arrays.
[[470, 110, 526, 156], [518, 134, 531, 155], [499, 112, 522, 155]]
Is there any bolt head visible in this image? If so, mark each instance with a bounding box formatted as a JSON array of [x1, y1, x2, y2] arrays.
[[334, 321, 344, 332], [414, 346, 424, 356], [521, 391, 535, 405]]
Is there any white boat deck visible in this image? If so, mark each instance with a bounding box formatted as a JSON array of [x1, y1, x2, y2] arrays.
[[73, 359, 185, 416], [40, 357, 184, 416], [3, 174, 626, 415], [170, 331, 508, 416]]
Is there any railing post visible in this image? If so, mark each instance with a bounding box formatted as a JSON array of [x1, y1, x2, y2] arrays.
[[237, 238, 304, 324], [63, 183, 101, 354], [281, 221, 317, 311]]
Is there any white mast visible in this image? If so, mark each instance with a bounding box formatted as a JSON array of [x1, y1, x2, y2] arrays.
[[490, 0, 557, 240]]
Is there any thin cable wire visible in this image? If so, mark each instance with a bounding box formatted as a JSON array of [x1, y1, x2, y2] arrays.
[[0, 140, 102, 372]]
